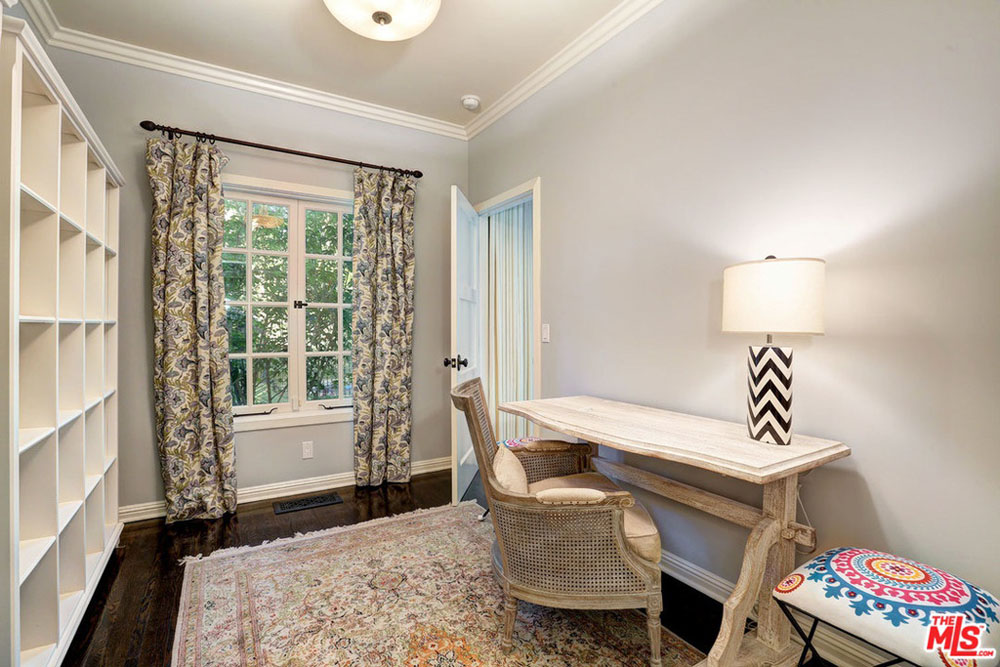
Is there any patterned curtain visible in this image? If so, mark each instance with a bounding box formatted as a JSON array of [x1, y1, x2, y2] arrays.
[[352, 168, 416, 486], [146, 138, 237, 522]]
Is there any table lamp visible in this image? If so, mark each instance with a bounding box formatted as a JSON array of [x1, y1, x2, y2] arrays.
[[722, 256, 825, 446]]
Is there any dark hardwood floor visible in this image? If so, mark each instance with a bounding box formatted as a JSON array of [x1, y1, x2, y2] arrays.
[[64, 470, 451, 666], [68, 468, 799, 665]]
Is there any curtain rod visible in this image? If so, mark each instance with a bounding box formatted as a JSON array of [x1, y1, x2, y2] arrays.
[[138, 120, 423, 179]]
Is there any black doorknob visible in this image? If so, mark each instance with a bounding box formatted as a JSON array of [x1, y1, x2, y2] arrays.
[[456, 355, 469, 369], [443, 357, 455, 368]]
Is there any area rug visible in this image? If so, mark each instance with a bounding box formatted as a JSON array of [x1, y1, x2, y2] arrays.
[[172, 501, 703, 666]]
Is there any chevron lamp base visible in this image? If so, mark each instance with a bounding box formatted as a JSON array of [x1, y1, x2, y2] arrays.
[[747, 345, 793, 446]]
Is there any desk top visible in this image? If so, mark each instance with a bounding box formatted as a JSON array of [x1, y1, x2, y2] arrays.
[[500, 396, 850, 484]]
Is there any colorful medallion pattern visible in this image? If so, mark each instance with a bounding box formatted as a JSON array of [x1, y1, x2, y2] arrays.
[[797, 548, 1000, 629], [776, 573, 806, 594], [499, 436, 541, 448]]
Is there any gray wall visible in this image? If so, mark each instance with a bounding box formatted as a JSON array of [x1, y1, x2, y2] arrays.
[[470, 0, 1000, 592], [28, 38, 467, 506]]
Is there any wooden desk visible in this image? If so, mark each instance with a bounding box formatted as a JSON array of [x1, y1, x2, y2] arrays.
[[500, 396, 850, 667]]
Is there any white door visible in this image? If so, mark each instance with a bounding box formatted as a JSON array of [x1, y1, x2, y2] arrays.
[[450, 186, 484, 505]]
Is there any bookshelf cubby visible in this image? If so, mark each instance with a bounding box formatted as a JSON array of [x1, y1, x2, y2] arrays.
[[86, 159, 105, 243], [2, 17, 124, 666], [58, 223, 85, 320], [19, 200, 57, 319]]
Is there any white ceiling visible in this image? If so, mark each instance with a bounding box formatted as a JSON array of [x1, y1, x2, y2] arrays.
[[45, 0, 622, 125]]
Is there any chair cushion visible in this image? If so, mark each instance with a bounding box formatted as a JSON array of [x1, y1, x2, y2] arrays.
[[528, 472, 661, 563], [773, 547, 1000, 667], [492, 444, 528, 494]]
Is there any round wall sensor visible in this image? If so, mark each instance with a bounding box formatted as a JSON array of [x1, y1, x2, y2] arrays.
[[461, 95, 481, 112]]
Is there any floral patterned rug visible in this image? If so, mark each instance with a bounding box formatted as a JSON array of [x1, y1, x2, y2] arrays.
[[172, 501, 703, 666]]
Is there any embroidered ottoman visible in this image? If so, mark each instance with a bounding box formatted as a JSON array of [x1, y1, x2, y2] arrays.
[[773, 547, 1000, 667]]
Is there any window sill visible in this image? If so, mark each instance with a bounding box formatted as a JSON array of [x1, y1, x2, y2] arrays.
[[233, 407, 353, 433]]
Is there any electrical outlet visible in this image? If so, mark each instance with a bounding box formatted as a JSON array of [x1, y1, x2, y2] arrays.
[[301, 441, 314, 459], [541, 323, 551, 343]]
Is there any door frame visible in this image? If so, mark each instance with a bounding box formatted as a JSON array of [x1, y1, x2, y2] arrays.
[[450, 178, 542, 505]]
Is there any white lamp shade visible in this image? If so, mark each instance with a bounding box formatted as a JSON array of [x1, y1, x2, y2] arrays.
[[722, 257, 825, 335], [323, 0, 441, 41]]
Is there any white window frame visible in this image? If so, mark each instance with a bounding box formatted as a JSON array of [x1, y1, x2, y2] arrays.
[[222, 174, 355, 432]]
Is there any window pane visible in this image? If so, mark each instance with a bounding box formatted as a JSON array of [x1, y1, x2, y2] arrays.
[[226, 305, 246, 353], [230, 358, 247, 406], [305, 209, 338, 255], [342, 308, 352, 351], [252, 254, 288, 302], [342, 260, 353, 304], [305, 308, 338, 352], [306, 356, 338, 401], [342, 213, 353, 256], [305, 258, 338, 303], [251, 203, 288, 251], [252, 306, 288, 353], [223, 199, 247, 248], [252, 357, 288, 405], [343, 355, 353, 398], [223, 253, 246, 301]]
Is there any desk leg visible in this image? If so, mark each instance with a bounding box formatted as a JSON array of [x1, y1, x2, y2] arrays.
[[701, 517, 780, 667], [698, 474, 799, 667], [757, 474, 798, 652]]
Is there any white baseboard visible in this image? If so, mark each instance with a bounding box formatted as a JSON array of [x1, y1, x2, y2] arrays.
[[118, 456, 452, 523], [659, 548, 892, 667]]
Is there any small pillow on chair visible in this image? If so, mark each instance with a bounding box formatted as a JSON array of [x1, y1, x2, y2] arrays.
[[492, 445, 528, 494], [535, 488, 607, 505]]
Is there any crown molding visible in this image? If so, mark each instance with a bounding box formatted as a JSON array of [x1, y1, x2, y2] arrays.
[[20, 0, 667, 142], [465, 0, 665, 138], [18, 0, 467, 140]]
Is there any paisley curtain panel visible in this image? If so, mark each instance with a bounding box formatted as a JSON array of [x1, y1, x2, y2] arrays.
[[147, 138, 238, 522], [352, 168, 417, 486]]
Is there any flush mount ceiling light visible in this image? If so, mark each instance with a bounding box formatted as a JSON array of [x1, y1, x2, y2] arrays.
[[322, 0, 441, 41]]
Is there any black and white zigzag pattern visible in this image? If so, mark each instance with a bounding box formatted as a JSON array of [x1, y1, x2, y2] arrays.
[[746, 346, 792, 446]]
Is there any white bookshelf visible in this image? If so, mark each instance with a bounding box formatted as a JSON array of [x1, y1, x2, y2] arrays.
[[1, 17, 125, 667]]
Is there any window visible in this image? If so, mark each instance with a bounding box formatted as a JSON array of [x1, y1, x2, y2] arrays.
[[222, 191, 354, 418]]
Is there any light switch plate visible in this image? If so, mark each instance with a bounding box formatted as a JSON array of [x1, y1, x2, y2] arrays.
[[541, 323, 551, 343], [302, 441, 314, 459]]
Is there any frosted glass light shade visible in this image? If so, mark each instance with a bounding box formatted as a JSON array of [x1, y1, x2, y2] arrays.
[[722, 257, 826, 335], [323, 0, 441, 41]]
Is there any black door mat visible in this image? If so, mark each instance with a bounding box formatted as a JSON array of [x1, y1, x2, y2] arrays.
[[273, 493, 344, 514]]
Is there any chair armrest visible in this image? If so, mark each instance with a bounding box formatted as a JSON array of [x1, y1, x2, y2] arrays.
[[507, 439, 591, 455], [535, 487, 635, 508]]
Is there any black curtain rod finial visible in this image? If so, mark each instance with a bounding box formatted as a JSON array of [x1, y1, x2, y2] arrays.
[[137, 119, 423, 179]]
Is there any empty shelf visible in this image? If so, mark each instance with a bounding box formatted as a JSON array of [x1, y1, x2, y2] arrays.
[[104, 388, 116, 398], [84, 474, 101, 497], [59, 590, 84, 633], [84, 396, 102, 411], [84, 230, 102, 247], [21, 644, 57, 667], [106, 247, 117, 257], [103, 455, 116, 473], [19, 426, 55, 454], [20, 183, 57, 214], [19, 314, 56, 324], [84, 319, 102, 325], [59, 212, 84, 234], [59, 317, 84, 325], [19, 536, 56, 584], [85, 552, 101, 582], [58, 409, 82, 429], [58, 500, 83, 533]]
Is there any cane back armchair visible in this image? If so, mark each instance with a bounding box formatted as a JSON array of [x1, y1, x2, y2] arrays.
[[450, 378, 665, 667]]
